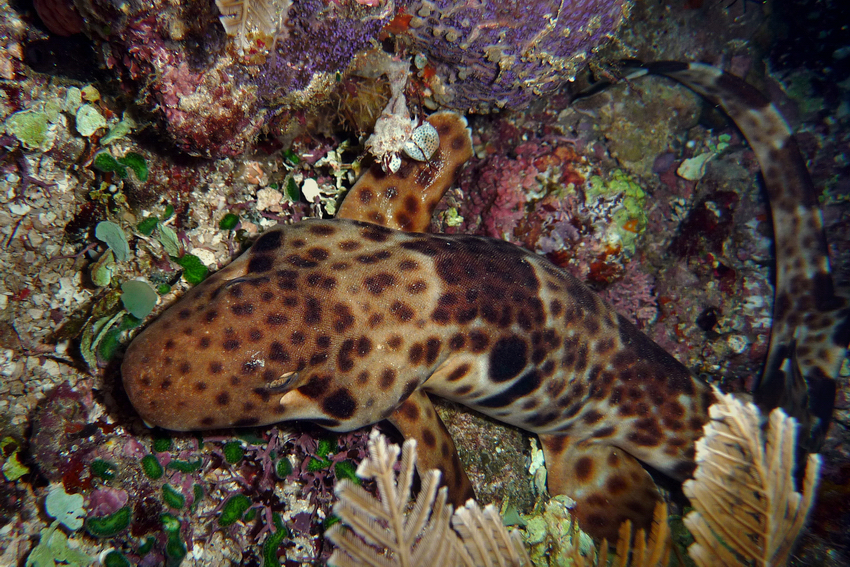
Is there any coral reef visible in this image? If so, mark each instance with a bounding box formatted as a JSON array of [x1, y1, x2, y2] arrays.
[[62, 0, 628, 157], [258, 0, 398, 107], [398, 0, 628, 112], [71, 0, 398, 157], [73, 0, 264, 157]]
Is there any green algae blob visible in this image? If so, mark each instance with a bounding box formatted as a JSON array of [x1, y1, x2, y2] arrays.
[[5, 110, 49, 150], [334, 461, 359, 484], [166, 458, 202, 473], [162, 484, 185, 510], [219, 494, 252, 527], [172, 254, 208, 285], [223, 441, 244, 464], [85, 506, 131, 537], [276, 457, 292, 478], [76, 104, 107, 137], [90, 459, 116, 480], [140, 454, 163, 480], [152, 435, 172, 453], [104, 550, 130, 567]]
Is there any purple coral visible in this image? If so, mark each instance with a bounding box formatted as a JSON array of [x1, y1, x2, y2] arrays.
[[259, 1, 399, 103], [75, 0, 623, 156], [401, 0, 627, 111], [599, 263, 659, 328]]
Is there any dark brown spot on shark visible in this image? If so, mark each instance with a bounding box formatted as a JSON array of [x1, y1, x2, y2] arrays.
[[253, 230, 283, 252], [322, 389, 357, 419], [574, 457, 593, 483]]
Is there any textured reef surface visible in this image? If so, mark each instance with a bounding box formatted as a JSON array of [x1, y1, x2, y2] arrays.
[[50, 0, 628, 157], [0, 0, 848, 565], [399, 0, 628, 112]]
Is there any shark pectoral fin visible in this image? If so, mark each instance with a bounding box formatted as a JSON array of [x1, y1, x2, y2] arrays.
[[539, 434, 661, 542], [386, 388, 475, 507]]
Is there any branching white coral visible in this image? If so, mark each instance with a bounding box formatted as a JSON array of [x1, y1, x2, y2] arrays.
[[327, 430, 530, 567]]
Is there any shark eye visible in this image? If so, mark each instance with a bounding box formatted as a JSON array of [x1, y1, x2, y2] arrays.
[[267, 371, 298, 393]]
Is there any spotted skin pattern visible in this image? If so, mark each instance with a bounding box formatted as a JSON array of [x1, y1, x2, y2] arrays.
[[122, 64, 848, 541], [122, 218, 713, 539]]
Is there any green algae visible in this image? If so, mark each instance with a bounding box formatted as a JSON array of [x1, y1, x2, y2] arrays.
[[172, 254, 208, 284], [166, 458, 202, 473], [5, 110, 50, 150], [1, 436, 29, 481], [120, 280, 158, 319], [140, 454, 163, 479], [152, 436, 172, 452], [103, 551, 130, 567], [161, 514, 187, 562], [138, 536, 155, 555], [26, 521, 93, 567], [219, 494, 252, 527], [262, 525, 290, 567], [76, 104, 107, 137], [276, 457, 292, 478], [90, 459, 116, 480], [334, 460, 359, 484], [219, 213, 240, 230], [95, 221, 130, 262], [85, 506, 131, 537], [162, 484, 185, 509], [223, 441, 244, 464], [45, 483, 86, 531]]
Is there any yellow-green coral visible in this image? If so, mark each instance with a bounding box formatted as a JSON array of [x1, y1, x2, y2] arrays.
[[5, 110, 50, 150], [586, 169, 647, 255], [1, 437, 28, 481], [521, 496, 595, 567]]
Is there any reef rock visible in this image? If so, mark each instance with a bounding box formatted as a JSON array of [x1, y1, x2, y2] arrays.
[[73, 0, 398, 157], [70, 0, 625, 157], [401, 0, 629, 112]]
